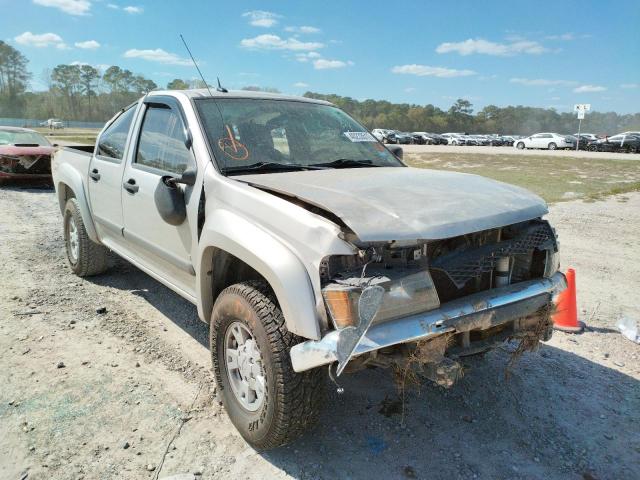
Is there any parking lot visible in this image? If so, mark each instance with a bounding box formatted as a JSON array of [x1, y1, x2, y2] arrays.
[[402, 144, 640, 160], [1, 148, 639, 480]]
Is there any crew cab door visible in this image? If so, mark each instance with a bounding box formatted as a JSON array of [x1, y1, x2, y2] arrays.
[[88, 104, 137, 245], [121, 97, 197, 296]]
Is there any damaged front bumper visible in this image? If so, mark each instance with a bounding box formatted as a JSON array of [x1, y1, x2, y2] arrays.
[[290, 272, 566, 372]]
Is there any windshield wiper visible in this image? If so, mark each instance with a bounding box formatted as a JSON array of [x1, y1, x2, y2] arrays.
[[223, 161, 325, 175], [308, 159, 378, 169]]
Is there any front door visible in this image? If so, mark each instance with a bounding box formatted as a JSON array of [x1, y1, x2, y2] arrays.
[[120, 98, 197, 297], [88, 104, 138, 245]]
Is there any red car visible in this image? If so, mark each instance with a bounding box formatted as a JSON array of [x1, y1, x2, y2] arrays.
[[0, 127, 56, 181]]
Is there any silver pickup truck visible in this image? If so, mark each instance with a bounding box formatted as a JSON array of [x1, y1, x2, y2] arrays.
[[52, 89, 566, 450]]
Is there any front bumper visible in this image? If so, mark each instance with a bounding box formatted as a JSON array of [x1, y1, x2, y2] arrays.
[[290, 272, 566, 372]]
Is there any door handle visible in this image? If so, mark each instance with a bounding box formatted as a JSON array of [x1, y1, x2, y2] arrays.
[[89, 168, 101, 181], [123, 178, 139, 194]]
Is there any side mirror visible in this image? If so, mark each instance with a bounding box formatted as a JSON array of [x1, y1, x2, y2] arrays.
[[172, 167, 197, 186], [388, 145, 403, 160], [184, 128, 193, 150]]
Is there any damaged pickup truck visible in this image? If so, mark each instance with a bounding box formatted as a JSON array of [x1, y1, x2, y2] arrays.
[[52, 89, 566, 450]]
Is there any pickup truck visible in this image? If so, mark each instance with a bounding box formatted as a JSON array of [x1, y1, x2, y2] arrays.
[[52, 89, 566, 450]]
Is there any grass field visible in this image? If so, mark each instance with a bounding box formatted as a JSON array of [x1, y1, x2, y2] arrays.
[[405, 152, 640, 203]]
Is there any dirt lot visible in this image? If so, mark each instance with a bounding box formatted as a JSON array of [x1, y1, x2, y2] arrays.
[[1, 183, 639, 479]]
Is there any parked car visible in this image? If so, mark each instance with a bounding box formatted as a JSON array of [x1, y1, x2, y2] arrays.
[[412, 132, 433, 144], [41, 118, 64, 129], [589, 134, 640, 153], [441, 133, 466, 145], [371, 129, 397, 144], [573, 133, 598, 142], [0, 127, 55, 181], [393, 131, 414, 144], [428, 133, 449, 145], [514, 133, 576, 150], [53, 89, 565, 450]]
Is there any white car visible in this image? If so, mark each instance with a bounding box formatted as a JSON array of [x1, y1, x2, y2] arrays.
[[371, 128, 395, 143], [514, 133, 575, 150], [441, 133, 465, 145]]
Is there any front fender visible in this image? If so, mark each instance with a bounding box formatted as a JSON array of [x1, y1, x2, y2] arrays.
[[53, 161, 99, 243], [197, 208, 321, 340]]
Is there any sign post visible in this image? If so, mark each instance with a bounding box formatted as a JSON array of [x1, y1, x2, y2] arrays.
[[573, 104, 591, 151]]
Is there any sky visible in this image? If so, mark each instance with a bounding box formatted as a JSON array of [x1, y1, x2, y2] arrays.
[[2, 0, 639, 113]]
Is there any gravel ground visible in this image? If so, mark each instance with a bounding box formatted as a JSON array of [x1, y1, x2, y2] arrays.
[[1, 186, 639, 480], [402, 144, 640, 161]]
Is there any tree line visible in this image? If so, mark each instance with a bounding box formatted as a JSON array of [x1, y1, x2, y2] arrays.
[[303, 93, 640, 136], [1, 40, 638, 134]]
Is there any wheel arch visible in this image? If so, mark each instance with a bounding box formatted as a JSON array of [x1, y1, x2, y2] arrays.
[[55, 163, 99, 243], [197, 209, 321, 341]]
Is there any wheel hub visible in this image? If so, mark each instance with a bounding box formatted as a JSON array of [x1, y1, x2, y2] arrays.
[[67, 216, 79, 263], [224, 322, 265, 411]]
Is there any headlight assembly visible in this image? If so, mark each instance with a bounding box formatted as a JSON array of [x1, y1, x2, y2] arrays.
[[322, 269, 440, 329]]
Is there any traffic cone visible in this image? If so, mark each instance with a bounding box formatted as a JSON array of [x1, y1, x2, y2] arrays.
[[552, 268, 584, 333]]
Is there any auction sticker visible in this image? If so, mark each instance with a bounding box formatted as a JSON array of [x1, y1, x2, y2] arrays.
[[343, 131, 376, 142]]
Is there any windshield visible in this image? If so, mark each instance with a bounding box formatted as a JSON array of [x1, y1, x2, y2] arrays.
[[0, 130, 50, 146], [195, 98, 404, 173]]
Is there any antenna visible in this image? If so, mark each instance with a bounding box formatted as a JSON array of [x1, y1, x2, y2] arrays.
[[179, 34, 217, 97], [217, 77, 228, 93]]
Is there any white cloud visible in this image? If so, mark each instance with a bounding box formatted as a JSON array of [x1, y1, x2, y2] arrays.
[[124, 48, 192, 66], [391, 64, 476, 78], [545, 33, 575, 41], [510, 77, 577, 87], [14, 31, 67, 49], [573, 84, 607, 93], [294, 51, 322, 62], [293, 82, 309, 88], [123, 5, 142, 14], [240, 34, 323, 51], [33, 0, 91, 16], [313, 59, 353, 70], [242, 10, 281, 28], [621, 83, 638, 89], [107, 3, 118, 8], [436, 38, 548, 56], [75, 40, 100, 49], [285, 26, 321, 34], [404, 87, 416, 93]]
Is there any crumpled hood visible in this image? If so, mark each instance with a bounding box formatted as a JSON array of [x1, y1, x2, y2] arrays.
[[233, 167, 548, 242]]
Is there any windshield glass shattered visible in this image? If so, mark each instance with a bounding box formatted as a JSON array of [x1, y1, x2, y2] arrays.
[[195, 98, 404, 174]]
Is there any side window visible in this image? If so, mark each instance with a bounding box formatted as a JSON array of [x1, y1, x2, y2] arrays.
[[135, 105, 192, 175], [97, 106, 136, 161]]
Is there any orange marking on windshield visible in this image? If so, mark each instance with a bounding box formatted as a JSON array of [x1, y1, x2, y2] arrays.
[[217, 125, 249, 161]]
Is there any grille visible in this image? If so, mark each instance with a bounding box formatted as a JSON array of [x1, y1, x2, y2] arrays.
[[430, 222, 555, 289]]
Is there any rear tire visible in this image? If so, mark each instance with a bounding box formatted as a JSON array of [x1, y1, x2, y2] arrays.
[[516, 142, 525, 149], [548, 142, 557, 150], [63, 198, 108, 277], [210, 280, 326, 451]]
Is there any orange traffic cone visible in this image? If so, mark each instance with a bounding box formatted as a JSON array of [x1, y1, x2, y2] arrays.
[[552, 268, 584, 333]]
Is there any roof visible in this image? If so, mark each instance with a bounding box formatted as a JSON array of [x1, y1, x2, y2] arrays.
[[0, 126, 39, 133], [148, 88, 333, 106]]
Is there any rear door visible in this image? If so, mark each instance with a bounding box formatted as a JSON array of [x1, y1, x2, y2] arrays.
[[88, 104, 138, 245], [120, 97, 197, 297]]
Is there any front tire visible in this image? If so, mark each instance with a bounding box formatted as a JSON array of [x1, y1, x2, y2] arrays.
[[63, 198, 108, 276], [548, 142, 557, 150], [516, 142, 525, 149], [210, 281, 326, 450]]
